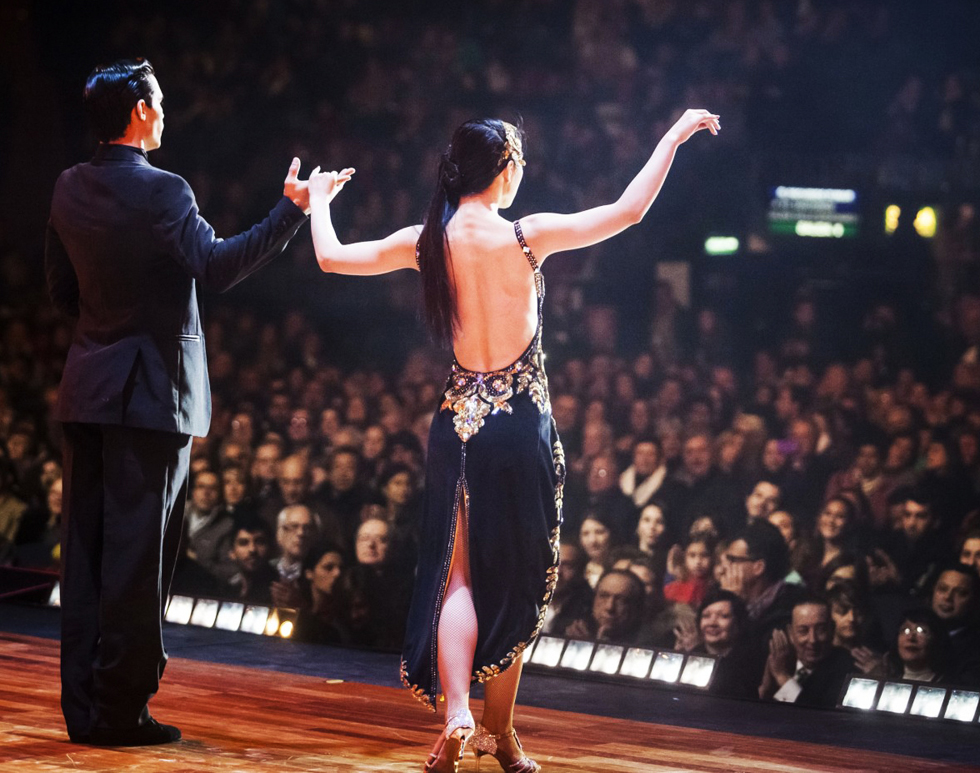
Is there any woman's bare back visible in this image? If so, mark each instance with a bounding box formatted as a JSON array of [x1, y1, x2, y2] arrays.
[[446, 206, 538, 372]]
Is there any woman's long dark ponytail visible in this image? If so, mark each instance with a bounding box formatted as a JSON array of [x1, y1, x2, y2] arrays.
[[418, 118, 525, 348]]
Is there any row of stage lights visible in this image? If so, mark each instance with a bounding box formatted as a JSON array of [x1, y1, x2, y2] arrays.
[[529, 633, 980, 726], [48, 584, 299, 639], [525, 635, 716, 689], [45, 585, 980, 724], [840, 676, 980, 724]]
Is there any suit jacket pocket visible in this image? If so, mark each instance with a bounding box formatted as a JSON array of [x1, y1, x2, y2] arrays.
[[176, 335, 209, 432]]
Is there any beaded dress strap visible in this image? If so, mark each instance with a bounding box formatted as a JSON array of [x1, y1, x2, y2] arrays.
[[513, 220, 538, 271], [415, 239, 421, 270]]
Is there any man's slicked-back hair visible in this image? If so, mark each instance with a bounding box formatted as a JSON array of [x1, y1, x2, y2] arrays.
[[83, 58, 156, 143]]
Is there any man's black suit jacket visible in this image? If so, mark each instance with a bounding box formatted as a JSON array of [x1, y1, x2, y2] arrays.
[[45, 143, 307, 437]]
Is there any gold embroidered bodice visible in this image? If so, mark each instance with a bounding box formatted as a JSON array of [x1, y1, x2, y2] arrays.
[[440, 221, 550, 442]]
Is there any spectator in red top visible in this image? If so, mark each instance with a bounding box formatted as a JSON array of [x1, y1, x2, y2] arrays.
[[664, 534, 716, 608]]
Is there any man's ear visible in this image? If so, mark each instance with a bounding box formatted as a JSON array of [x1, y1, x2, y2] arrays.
[[751, 558, 766, 581], [134, 99, 148, 121]]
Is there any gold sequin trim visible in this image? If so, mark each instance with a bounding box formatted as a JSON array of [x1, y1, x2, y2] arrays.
[[400, 658, 436, 712], [441, 347, 550, 443]]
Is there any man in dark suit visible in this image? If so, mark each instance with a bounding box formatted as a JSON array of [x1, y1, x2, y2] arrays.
[[759, 597, 855, 707], [45, 59, 312, 746]]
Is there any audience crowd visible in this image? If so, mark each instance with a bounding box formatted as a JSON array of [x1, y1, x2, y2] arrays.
[[3, 0, 980, 709]]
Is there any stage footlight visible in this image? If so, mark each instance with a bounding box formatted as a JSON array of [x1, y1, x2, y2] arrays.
[[590, 644, 624, 675], [910, 686, 946, 718], [164, 595, 194, 625], [189, 598, 220, 629], [264, 609, 281, 636], [529, 635, 564, 668], [680, 656, 716, 688], [841, 677, 879, 710], [560, 640, 595, 671], [840, 676, 980, 723], [944, 691, 980, 723], [620, 648, 654, 679], [239, 605, 271, 635], [878, 682, 914, 714], [525, 636, 716, 692], [215, 601, 245, 632], [650, 651, 684, 683]]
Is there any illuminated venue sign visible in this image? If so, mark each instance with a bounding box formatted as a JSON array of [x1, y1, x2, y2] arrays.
[[768, 186, 860, 238]]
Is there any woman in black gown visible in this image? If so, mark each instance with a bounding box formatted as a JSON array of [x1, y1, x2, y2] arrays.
[[308, 109, 719, 773]]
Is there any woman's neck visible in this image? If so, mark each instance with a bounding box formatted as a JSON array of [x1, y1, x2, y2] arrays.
[[705, 641, 732, 658]]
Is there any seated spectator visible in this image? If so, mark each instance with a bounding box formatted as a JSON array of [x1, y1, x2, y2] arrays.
[[664, 534, 716, 608], [579, 513, 618, 588], [320, 445, 372, 546], [918, 436, 978, 537], [825, 441, 889, 531], [674, 588, 764, 700], [543, 542, 593, 636], [802, 496, 860, 588], [0, 460, 27, 563], [634, 501, 672, 577], [744, 480, 782, 526], [294, 543, 350, 645], [882, 609, 952, 683], [348, 517, 412, 650], [827, 580, 882, 656], [759, 597, 855, 708], [767, 509, 809, 585], [250, 441, 282, 503], [259, 453, 313, 529], [223, 517, 278, 605], [958, 528, 980, 576], [565, 569, 647, 645], [183, 470, 235, 582], [929, 565, 980, 686], [270, 505, 320, 607], [566, 452, 637, 543], [720, 520, 809, 666], [378, 463, 420, 531], [819, 551, 871, 596], [221, 465, 257, 521], [619, 437, 667, 510], [13, 476, 61, 569], [874, 488, 950, 595]]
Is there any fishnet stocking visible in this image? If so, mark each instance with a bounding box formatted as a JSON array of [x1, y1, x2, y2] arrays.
[[436, 493, 477, 721]]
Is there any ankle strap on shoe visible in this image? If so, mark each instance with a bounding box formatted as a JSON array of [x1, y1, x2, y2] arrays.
[[445, 708, 475, 737]]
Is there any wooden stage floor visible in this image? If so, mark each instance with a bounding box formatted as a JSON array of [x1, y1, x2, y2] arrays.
[[1, 632, 975, 773]]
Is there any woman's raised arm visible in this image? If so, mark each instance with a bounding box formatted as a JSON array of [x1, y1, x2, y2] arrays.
[[308, 167, 420, 275], [518, 109, 719, 261]]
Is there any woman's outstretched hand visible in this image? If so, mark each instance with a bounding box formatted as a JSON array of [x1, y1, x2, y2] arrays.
[[666, 109, 721, 145], [308, 166, 356, 207]]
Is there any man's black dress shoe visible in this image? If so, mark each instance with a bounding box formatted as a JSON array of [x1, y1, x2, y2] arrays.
[[78, 718, 182, 747]]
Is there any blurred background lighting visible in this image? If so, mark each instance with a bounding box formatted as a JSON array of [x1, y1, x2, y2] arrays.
[[914, 206, 937, 238], [704, 236, 740, 255], [884, 204, 901, 234]]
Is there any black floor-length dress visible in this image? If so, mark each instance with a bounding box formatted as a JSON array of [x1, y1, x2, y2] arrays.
[[401, 221, 565, 710]]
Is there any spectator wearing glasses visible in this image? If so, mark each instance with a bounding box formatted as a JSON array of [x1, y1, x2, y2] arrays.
[[881, 609, 951, 683], [720, 520, 807, 654]]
